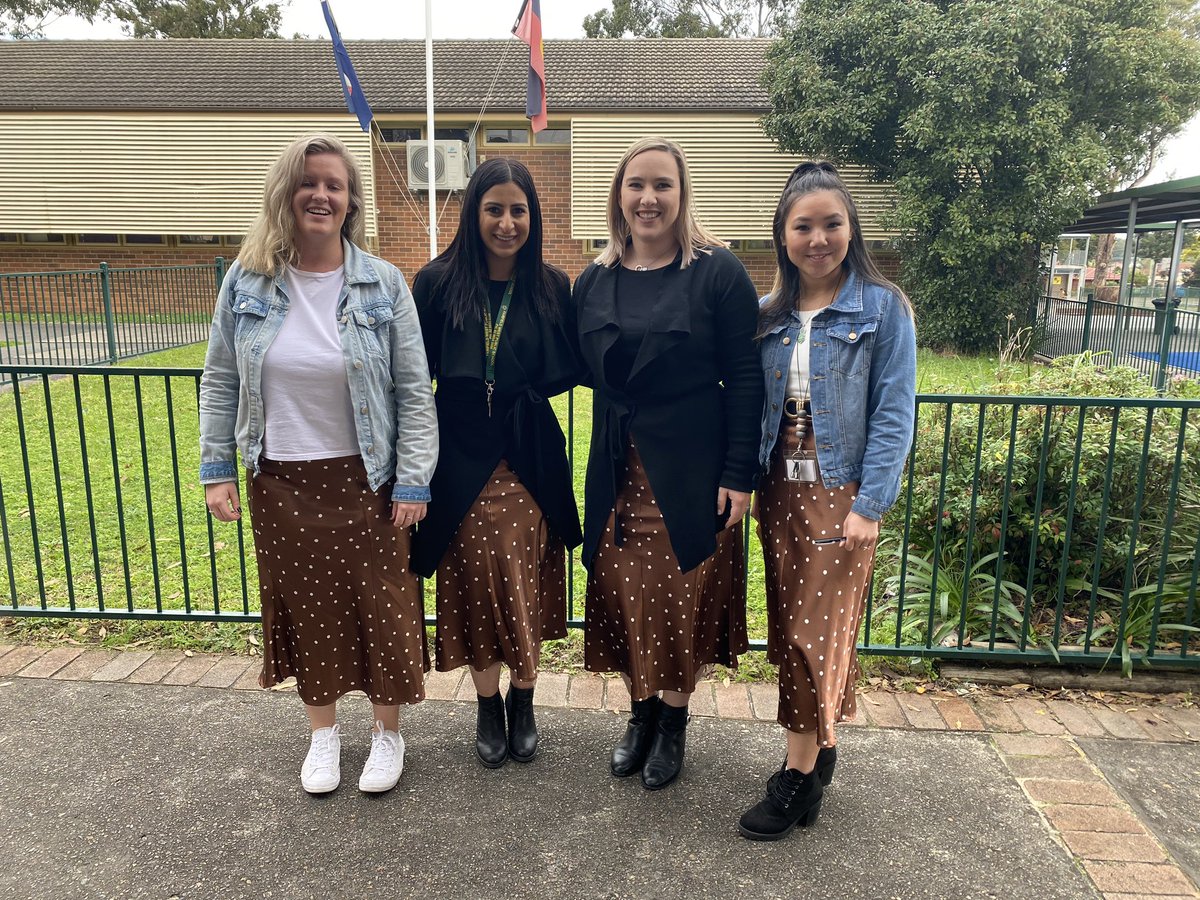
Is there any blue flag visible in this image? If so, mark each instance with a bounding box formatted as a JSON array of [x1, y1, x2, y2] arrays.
[[321, 0, 373, 133]]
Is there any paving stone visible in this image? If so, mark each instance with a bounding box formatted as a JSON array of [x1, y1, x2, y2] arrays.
[[974, 697, 1026, 733], [603, 678, 631, 713], [0, 646, 47, 677], [934, 696, 985, 731], [1011, 698, 1068, 735], [1100, 894, 1197, 899], [51, 650, 116, 681], [16, 647, 82, 678], [423, 668, 463, 701], [898, 693, 946, 730], [0, 644, 15, 659], [453, 675, 477, 702], [1046, 701, 1108, 738], [231, 662, 264, 691], [1091, 707, 1153, 741], [994, 733, 1077, 758], [1023, 778, 1122, 807], [1161, 706, 1200, 741], [1061, 831, 1168, 864], [748, 682, 777, 721], [161, 654, 219, 686], [91, 651, 154, 683], [124, 651, 185, 685], [714, 683, 754, 720], [688, 682, 717, 718], [1082, 860, 1197, 895], [859, 691, 906, 728], [1005, 755, 1098, 781], [535, 672, 569, 708], [196, 657, 254, 689], [1043, 804, 1146, 835], [1127, 710, 1190, 742], [567, 674, 603, 709]]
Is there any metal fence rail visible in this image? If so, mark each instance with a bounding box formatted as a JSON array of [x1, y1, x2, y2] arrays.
[[0, 261, 223, 366], [2, 364, 1198, 672]]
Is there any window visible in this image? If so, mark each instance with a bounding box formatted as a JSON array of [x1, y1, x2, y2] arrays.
[[0, 233, 19, 243], [124, 234, 167, 245], [485, 127, 529, 145], [78, 233, 121, 245], [224, 234, 244, 247], [733, 239, 773, 252], [585, 238, 610, 253], [178, 234, 222, 246], [434, 127, 471, 143], [21, 233, 66, 243], [378, 127, 422, 143], [534, 128, 570, 146]]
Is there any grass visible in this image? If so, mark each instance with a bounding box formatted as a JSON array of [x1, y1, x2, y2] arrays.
[[0, 342, 1040, 671]]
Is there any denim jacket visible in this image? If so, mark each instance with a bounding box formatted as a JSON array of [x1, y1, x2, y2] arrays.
[[198, 240, 438, 502], [758, 271, 916, 520]]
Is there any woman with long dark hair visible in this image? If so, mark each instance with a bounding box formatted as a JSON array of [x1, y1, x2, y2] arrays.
[[410, 158, 582, 768], [739, 161, 915, 839], [575, 137, 763, 790]]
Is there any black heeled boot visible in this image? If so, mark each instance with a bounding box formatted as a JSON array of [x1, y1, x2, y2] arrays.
[[769, 746, 838, 791], [641, 702, 688, 791], [505, 684, 538, 763], [738, 767, 824, 841], [611, 696, 661, 777], [476, 692, 508, 768]]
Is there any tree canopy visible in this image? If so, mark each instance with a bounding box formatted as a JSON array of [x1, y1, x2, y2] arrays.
[[762, 0, 1200, 351], [1, 0, 282, 38], [583, 0, 779, 37]]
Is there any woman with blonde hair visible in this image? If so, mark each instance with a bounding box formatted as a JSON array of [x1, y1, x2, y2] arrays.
[[199, 133, 438, 795], [574, 137, 763, 790]]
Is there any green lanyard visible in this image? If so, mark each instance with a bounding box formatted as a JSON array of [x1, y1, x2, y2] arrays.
[[482, 275, 516, 417]]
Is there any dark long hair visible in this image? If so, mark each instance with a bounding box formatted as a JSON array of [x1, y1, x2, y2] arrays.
[[757, 161, 910, 338], [431, 157, 562, 328]]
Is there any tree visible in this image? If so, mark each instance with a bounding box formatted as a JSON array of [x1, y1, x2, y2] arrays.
[[762, 0, 1200, 351], [1, 0, 282, 38], [583, 0, 780, 38]]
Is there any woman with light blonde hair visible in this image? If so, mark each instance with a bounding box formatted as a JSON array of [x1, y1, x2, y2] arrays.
[[199, 133, 438, 796], [575, 136, 763, 790]]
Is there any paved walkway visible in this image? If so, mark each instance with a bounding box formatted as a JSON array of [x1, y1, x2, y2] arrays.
[[1, 643, 1198, 899]]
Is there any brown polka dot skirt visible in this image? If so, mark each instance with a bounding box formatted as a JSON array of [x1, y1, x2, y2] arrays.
[[434, 460, 567, 680], [585, 441, 748, 701], [249, 455, 429, 707], [758, 425, 874, 746]]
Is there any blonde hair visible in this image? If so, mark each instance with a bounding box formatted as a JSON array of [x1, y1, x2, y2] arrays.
[[595, 136, 726, 269], [238, 133, 366, 275]]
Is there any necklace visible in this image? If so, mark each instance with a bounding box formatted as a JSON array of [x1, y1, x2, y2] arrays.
[[798, 271, 843, 312], [482, 275, 516, 418], [629, 245, 677, 272]]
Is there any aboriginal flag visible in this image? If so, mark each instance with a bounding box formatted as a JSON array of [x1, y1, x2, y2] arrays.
[[322, 0, 374, 133], [512, 0, 548, 133]]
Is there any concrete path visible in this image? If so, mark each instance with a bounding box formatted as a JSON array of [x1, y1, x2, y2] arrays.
[[0, 644, 1197, 900]]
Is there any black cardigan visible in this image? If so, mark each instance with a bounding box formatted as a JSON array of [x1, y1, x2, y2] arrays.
[[575, 246, 763, 574], [409, 260, 584, 578]]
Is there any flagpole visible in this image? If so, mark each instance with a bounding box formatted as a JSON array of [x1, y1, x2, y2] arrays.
[[425, 0, 437, 260]]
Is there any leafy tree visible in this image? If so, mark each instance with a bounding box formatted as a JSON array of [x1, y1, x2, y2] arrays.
[[1, 0, 101, 37], [583, 0, 780, 37], [1, 0, 282, 37], [762, 0, 1200, 351]]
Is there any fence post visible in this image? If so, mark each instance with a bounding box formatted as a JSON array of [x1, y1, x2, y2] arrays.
[[99, 262, 118, 364], [1155, 301, 1177, 393], [1081, 292, 1094, 353], [214, 256, 226, 293]]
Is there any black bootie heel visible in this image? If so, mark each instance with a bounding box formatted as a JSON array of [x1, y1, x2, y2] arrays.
[[476, 692, 508, 768], [505, 684, 538, 763], [611, 696, 661, 777], [640, 701, 688, 791]]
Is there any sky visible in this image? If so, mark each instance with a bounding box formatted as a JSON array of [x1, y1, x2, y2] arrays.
[[37, 0, 1200, 188]]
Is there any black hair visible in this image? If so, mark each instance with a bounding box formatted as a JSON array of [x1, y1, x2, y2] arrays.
[[757, 161, 910, 338], [431, 157, 561, 328]]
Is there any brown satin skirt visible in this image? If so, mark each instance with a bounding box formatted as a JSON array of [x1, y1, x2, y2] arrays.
[[584, 441, 748, 701], [758, 424, 874, 746], [249, 455, 429, 707], [433, 460, 567, 680]]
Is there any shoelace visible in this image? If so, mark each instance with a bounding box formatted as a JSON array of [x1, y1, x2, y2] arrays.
[[362, 727, 397, 775], [769, 772, 802, 810], [306, 726, 340, 772]]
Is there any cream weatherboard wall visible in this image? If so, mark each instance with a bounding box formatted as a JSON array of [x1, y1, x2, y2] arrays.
[[569, 115, 895, 243], [0, 114, 375, 237]]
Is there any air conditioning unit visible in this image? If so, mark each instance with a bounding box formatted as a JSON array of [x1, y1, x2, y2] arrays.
[[406, 140, 470, 191]]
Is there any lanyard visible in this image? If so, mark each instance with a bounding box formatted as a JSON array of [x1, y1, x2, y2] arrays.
[[482, 275, 516, 417]]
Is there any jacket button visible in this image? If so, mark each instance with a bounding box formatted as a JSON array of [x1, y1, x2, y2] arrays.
[[366, 444, 374, 453], [367, 316, 376, 325], [782, 337, 791, 346], [772, 403, 778, 410], [775, 370, 782, 379], [360, 405, 368, 414], [849, 332, 858, 340], [340, 315, 348, 324], [239, 301, 247, 309], [354, 360, 363, 369], [768, 432, 774, 439]]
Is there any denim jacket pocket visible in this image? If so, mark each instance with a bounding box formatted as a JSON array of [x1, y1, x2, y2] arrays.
[[826, 320, 878, 376], [352, 304, 394, 358], [231, 293, 270, 342]]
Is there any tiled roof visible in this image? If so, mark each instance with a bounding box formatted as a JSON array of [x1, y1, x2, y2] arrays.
[[0, 38, 772, 112]]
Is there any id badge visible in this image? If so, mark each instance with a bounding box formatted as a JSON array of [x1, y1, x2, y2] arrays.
[[785, 452, 818, 483]]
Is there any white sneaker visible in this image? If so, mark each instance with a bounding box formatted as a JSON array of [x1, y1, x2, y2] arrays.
[[358, 721, 405, 793], [300, 724, 342, 794]]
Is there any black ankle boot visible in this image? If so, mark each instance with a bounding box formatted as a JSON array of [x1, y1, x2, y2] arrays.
[[738, 767, 824, 841], [641, 702, 688, 791], [769, 746, 837, 791], [611, 696, 661, 777], [476, 692, 507, 768], [505, 684, 538, 763]]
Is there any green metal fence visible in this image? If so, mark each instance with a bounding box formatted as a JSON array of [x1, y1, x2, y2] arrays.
[[2, 363, 1198, 672], [0, 261, 223, 366], [1035, 293, 1200, 390]]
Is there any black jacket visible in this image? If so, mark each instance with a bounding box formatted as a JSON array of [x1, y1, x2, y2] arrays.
[[409, 260, 584, 578], [575, 247, 763, 574]]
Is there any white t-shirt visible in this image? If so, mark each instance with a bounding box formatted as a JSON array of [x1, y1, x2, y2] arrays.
[[785, 307, 826, 400], [261, 265, 359, 461]]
